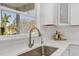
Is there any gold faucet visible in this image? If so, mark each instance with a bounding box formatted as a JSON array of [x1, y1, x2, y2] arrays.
[[28, 27, 41, 48]]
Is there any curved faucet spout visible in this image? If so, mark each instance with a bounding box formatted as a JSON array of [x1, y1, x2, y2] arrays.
[[28, 27, 42, 48]]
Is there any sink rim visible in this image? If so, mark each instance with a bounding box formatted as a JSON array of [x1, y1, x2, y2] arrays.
[[18, 45, 58, 56]]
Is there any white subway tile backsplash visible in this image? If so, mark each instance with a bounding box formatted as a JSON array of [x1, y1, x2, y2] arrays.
[[42, 26, 79, 40]]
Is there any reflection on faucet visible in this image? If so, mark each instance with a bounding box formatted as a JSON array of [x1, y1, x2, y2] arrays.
[[28, 27, 42, 48]]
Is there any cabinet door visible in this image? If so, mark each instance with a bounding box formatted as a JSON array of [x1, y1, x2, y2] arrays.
[[58, 3, 69, 25], [69, 45, 79, 56], [71, 4, 79, 25], [40, 3, 54, 25]]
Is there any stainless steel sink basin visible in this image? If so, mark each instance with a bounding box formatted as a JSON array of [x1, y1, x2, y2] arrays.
[[18, 46, 58, 56]]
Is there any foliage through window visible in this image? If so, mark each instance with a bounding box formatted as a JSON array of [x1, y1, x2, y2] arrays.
[[0, 10, 16, 35]]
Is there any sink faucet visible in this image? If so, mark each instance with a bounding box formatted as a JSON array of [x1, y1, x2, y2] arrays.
[[28, 27, 42, 48]]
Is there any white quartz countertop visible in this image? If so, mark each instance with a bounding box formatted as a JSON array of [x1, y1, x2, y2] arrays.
[[15, 38, 79, 56]]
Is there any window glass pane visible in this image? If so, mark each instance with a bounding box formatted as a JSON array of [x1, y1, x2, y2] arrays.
[[20, 13, 36, 34], [1, 10, 16, 35], [60, 3, 68, 24]]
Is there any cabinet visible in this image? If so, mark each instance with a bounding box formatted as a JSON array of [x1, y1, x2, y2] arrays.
[[61, 44, 79, 56], [57, 3, 69, 25], [70, 4, 79, 25], [69, 44, 79, 56], [40, 3, 79, 26], [40, 3, 69, 26], [40, 3, 55, 25]]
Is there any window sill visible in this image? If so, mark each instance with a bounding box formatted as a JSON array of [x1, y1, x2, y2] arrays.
[[0, 33, 39, 41]]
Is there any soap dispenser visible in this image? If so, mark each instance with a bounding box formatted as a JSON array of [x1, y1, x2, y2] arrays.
[[53, 30, 59, 40]]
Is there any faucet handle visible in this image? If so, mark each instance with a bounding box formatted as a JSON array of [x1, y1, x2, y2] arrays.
[[32, 40, 34, 46], [28, 40, 34, 48]]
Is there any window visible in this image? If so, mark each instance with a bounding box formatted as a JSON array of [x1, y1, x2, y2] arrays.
[[0, 9, 36, 35], [0, 10, 17, 35]]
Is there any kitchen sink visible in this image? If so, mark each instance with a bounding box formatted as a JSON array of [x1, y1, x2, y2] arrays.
[[18, 46, 58, 56]]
